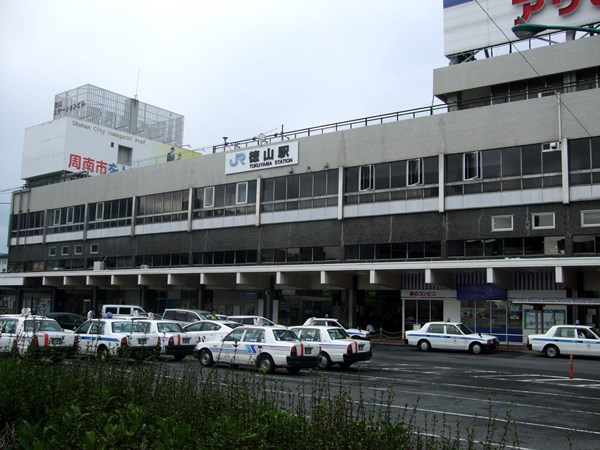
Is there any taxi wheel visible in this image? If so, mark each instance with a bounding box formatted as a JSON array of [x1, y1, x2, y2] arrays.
[[470, 343, 483, 355], [544, 345, 559, 358], [257, 354, 275, 374], [199, 349, 214, 367], [418, 340, 431, 352], [318, 352, 332, 370]]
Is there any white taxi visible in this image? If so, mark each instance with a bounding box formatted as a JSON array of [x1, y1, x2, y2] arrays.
[[194, 326, 319, 374], [404, 321, 499, 354], [302, 317, 370, 340], [74, 318, 161, 360], [527, 325, 600, 358], [0, 311, 78, 358], [182, 320, 243, 344], [132, 319, 194, 361], [290, 325, 372, 369]]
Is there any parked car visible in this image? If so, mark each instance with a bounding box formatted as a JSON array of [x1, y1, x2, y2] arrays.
[[182, 320, 243, 344], [132, 319, 194, 361], [290, 325, 372, 369], [162, 309, 217, 325], [302, 317, 370, 340], [45, 312, 85, 330], [404, 321, 499, 354], [0, 311, 78, 358], [527, 324, 600, 358], [101, 304, 147, 318], [194, 326, 319, 374], [227, 315, 282, 327], [74, 318, 160, 360]]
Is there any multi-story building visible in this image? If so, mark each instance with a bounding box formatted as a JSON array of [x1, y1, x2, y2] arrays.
[[1, 2, 599, 343]]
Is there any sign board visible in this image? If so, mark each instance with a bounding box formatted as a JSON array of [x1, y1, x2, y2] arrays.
[[225, 141, 299, 175], [457, 284, 507, 301], [444, 0, 600, 56]]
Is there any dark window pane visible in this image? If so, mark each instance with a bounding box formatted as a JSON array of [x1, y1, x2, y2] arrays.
[[344, 167, 359, 193], [543, 175, 562, 188], [359, 244, 374, 260], [482, 181, 501, 192], [592, 137, 600, 169], [300, 173, 312, 198], [465, 240, 483, 257], [542, 149, 561, 173], [522, 177, 542, 189], [390, 161, 406, 187], [569, 138, 590, 170], [484, 239, 502, 256], [463, 183, 482, 194], [503, 238, 523, 255], [375, 163, 390, 189], [391, 243, 407, 259], [407, 242, 424, 259], [274, 177, 287, 201], [482, 149, 501, 179], [375, 243, 391, 259], [345, 245, 359, 260], [314, 171, 327, 196], [446, 154, 462, 183], [573, 236, 595, 253], [447, 240, 465, 257], [423, 157, 438, 185], [327, 169, 339, 195], [224, 184, 236, 206], [570, 173, 591, 185], [424, 241, 441, 258], [502, 179, 521, 190], [522, 145, 542, 175], [502, 147, 521, 177], [262, 179, 274, 202], [287, 175, 300, 199], [524, 237, 544, 255], [214, 185, 226, 207], [247, 180, 257, 204]]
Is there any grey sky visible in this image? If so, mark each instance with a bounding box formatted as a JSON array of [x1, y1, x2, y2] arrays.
[[0, 0, 447, 252]]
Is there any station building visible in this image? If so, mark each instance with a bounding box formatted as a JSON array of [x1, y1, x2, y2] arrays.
[[1, 1, 599, 343]]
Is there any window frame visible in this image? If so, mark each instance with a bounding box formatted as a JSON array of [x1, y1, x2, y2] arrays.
[[407, 159, 423, 186], [581, 210, 600, 227], [532, 212, 555, 230], [359, 165, 374, 191], [204, 186, 215, 208], [491, 215, 514, 232], [464, 151, 481, 180], [236, 182, 248, 204]]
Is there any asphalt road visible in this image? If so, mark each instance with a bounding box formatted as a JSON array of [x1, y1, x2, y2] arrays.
[[177, 344, 600, 449]]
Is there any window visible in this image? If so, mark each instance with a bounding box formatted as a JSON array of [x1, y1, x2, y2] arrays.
[[582, 210, 600, 227], [90, 244, 99, 254], [359, 165, 374, 191], [95, 203, 104, 221], [236, 182, 248, 204], [74, 245, 83, 255], [48, 247, 56, 257], [464, 151, 481, 180], [61, 246, 69, 256], [53, 209, 61, 226], [407, 159, 422, 186], [492, 215, 513, 232], [532, 212, 555, 230], [117, 145, 132, 166], [66, 207, 74, 224], [204, 187, 215, 208]]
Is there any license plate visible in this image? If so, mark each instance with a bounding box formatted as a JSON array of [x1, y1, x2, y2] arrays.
[[137, 338, 147, 345], [305, 347, 312, 355], [359, 344, 365, 351], [183, 338, 190, 344]]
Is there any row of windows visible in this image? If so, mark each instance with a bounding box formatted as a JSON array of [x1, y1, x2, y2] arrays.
[[10, 138, 600, 236], [39, 233, 600, 270]]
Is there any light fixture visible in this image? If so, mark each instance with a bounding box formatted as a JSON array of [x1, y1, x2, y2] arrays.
[[512, 17, 599, 39]]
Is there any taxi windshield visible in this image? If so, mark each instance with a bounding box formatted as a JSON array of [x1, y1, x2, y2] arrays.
[[24, 319, 63, 332], [457, 323, 474, 335], [157, 322, 184, 333]]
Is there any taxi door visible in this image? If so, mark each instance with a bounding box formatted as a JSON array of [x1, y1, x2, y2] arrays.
[[0, 319, 18, 355], [425, 324, 447, 350], [444, 324, 467, 351], [219, 328, 246, 364]]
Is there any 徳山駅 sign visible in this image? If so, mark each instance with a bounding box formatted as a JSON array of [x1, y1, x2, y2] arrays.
[[443, 0, 600, 56], [225, 141, 298, 174]]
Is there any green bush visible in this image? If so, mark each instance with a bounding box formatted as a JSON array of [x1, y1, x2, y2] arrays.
[[0, 358, 518, 449]]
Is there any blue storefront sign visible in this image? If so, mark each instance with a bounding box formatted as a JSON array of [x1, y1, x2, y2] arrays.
[[457, 284, 507, 301]]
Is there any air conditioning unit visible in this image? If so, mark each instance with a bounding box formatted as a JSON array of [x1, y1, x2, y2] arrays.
[[542, 142, 559, 151], [93, 261, 105, 271], [140, 264, 150, 270]]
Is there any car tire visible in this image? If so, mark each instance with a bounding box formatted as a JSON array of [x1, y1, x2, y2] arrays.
[[418, 340, 431, 352], [318, 352, 332, 370], [257, 354, 275, 374], [544, 345, 559, 358], [470, 342, 483, 354], [199, 348, 214, 367], [286, 367, 301, 374], [97, 346, 109, 361]]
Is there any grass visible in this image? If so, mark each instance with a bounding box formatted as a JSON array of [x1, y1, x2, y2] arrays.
[[0, 357, 519, 449]]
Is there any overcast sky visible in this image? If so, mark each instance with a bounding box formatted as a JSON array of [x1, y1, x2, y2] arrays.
[[0, 0, 448, 253]]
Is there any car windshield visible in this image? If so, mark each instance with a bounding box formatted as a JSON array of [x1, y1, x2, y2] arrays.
[[24, 319, 63, 332], [273, 329, 299, 342], [157, 322, 184, 333], [111, 322, 146, 333], [328, 328, 350, 340], [590, 328, 600, 339], [457, 324, 474, 335]]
